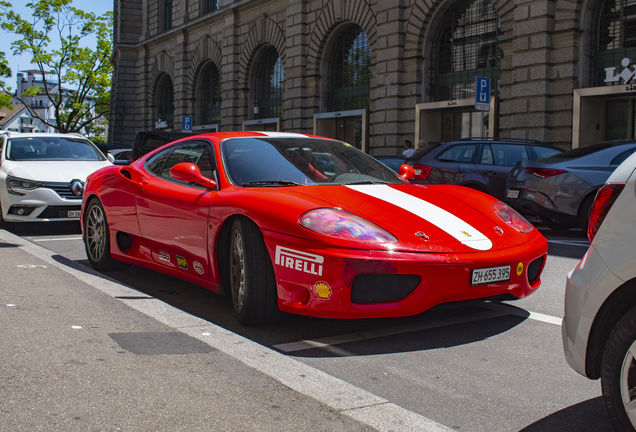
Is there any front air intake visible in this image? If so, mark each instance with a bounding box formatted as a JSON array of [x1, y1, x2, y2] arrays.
[[527, 255, 546, 285], [351, 274, 421, 304]]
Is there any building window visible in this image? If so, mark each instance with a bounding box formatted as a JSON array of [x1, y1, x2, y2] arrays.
[[198, 62, 222, 125], [431, 0, 502, 101], [328, 26, 372, 112], [163, 0, 173, 31], [254, 46, 284, 120], [202, 0, 217, 14], [156, 75, 175, 129], [595, 0, 636, 85]]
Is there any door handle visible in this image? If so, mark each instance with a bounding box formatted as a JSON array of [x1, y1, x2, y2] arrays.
[[483, 171, 496, 176]]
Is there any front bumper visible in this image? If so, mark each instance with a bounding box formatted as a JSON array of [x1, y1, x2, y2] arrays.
[[1, 186, 83, 222], [265, 230, 548, 319]]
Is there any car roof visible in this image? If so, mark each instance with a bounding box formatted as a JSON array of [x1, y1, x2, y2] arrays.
[[452, 137, 554, 147]]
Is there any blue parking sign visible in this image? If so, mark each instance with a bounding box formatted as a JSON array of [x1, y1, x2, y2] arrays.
[[475, 77, 490, 111], [182, 116, 192, 132]]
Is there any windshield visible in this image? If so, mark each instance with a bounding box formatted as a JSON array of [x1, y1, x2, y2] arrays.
[[6, 136, 105, 161], [222, 137, 405, 186]]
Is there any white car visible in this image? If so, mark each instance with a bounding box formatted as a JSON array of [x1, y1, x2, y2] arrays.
[[562, 151, 636, 432], [0, 132, 112, 225]]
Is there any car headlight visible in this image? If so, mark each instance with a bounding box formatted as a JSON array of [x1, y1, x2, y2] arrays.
[[299, 208, 397, 242], [493, 202, 534, 233], [6, 176, 42, 196]]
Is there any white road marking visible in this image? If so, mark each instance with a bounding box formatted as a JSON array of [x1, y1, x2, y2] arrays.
[[548, 239, 590, 247], [0, 228, 455, 432], [28, 236, 83, 242], [274, 309, 507, 353], [275, 302, 563, 353]]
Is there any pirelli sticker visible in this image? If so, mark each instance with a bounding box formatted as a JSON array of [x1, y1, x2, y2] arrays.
[[274, 246, 323, 276]]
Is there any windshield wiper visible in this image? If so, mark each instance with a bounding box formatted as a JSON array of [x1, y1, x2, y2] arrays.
[[242, 180, 304, 187], [344, 180, 384, 185]]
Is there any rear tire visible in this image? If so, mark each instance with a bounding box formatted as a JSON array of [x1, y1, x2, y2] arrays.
[[578, 194, 595, 231], [84, 198, 120, 271], [601, 306, 636, 432], [539, 216, 574, 231], [229, 218, 280, 325]]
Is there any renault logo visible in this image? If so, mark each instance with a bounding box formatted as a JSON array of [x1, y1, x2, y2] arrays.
[[70, 179, 84, 197]]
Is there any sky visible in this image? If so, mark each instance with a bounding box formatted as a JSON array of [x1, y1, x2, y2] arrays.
[[0, 0, 112, 89]]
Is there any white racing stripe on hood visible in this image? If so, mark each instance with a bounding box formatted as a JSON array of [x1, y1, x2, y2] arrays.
[[346, 184, 493, 251]]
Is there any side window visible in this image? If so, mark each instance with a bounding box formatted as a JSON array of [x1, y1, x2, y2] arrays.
[[437, 144, 477, 162], [489, 144, 528, 166], [146, 147, 173, 175], [611, 148, 636, 166], [160, 141, 216, 187], [534, 146, 562, 160], [480, 144, 494, 165]]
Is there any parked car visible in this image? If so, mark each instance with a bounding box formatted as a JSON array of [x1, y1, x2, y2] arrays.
[[405, 137, 563, 200], [0, 132, 112, 225], [107, 148, 133, 165], [82, 131, 547, 325], [131, 131, 192, 161], [374, 155, 405, 172], [504, 140, 636, 230], [562, 151, 636, 432], [95, 143, 132, 165]]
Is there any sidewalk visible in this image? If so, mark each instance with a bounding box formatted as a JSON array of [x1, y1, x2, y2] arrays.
[[0, 232, 377, 432]]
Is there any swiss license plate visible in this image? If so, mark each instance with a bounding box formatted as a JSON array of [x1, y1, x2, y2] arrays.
[[472, 265, 511, 286], [67, 210, 81, 218], [506, 189, 520, 199]]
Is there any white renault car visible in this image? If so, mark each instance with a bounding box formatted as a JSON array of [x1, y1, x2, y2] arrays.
[[0, 132, 112, 225], [563, 151, 636, 432]]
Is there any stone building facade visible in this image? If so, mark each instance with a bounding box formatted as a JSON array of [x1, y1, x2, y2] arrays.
[[111, 0, 636, 153]]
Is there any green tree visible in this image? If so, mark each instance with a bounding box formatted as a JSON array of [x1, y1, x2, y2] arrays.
[[0, 0, 112, 134]]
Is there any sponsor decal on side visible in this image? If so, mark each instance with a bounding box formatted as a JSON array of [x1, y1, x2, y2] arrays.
[[176, 255, 188, 270], [314, 281, 332, 300], [193, 261, 204, 275], [275, 246, 324, 276], [158, 250, 170, 263]]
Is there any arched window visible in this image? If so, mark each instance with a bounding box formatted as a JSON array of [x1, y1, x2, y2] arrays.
[[198, 62, 222, 125], [156, 75, 174, 129], [595, 0, 636, 85], [254, 46, 284, 120], [328, 25, 372, 111], [432, 0, 502, 101]]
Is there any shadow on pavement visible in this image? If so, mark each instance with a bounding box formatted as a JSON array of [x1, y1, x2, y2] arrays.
[[520, 396, 613, 431], [5, 221, 81, 237], [49, 252, 527, 358]]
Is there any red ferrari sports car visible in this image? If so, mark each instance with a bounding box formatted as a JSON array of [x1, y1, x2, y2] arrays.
[[81, 131, 547, 325]]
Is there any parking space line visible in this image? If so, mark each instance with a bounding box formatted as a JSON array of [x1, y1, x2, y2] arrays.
[[483, 302, 563, 325], [275, 303, 563, 354], [547, 239, 590, 247], [273, 309, 507, 353], [28, 236, 83, 242]]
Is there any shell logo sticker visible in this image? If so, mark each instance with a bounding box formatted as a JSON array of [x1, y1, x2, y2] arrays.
[[314, 282, 332, 300], [176, 255, 188, 270], [516, 262, 524, 276]]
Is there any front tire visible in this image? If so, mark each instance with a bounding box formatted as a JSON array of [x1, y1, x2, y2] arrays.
[[229, 218, 280, 325], [601, 306, 636, 432], [84, 198, 119, 271]]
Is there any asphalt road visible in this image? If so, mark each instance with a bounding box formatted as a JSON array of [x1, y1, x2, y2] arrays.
[[2, 220, 611, 432]]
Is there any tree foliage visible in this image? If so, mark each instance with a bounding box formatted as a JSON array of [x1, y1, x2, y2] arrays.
[[0, 0, 112, 134]]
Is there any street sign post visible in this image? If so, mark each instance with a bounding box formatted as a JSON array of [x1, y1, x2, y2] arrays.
[[182, 116, 193, 132], [475, 77, 491, 112]]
